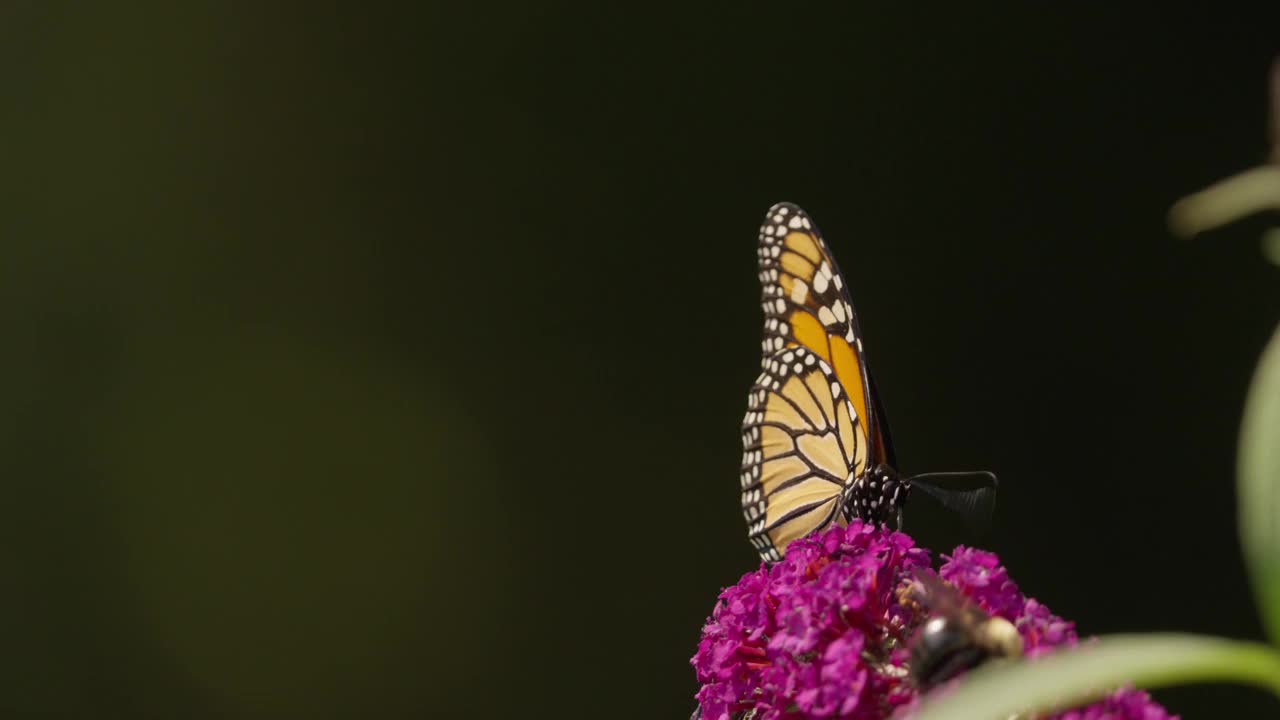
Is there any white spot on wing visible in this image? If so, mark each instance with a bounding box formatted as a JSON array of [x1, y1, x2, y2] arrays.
[[790, 279, 808, 304], [813, 269, 828, 294], [818, 306, 837, 327]]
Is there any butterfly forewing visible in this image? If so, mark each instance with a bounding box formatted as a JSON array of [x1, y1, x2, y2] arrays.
[[741, 346, 869, 561], [756, 202, 892, 465]]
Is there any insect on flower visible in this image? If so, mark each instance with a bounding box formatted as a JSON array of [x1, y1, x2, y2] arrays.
[[902, 569, 1024, 691], [742, 202, 998, 561]]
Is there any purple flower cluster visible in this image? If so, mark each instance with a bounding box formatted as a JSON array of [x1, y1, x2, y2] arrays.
[[692, 522, 927, 720], [937, 546, 1077, 657], [691, 522, 1175, 720]]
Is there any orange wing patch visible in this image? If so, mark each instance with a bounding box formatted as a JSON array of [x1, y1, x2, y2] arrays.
[[756, 203, 880, 464]]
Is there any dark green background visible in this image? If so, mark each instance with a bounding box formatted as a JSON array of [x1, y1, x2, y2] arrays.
[[3, 4, 1279, 718]]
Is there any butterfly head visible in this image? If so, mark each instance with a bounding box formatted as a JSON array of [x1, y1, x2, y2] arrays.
[[848, 463, 911, 528]]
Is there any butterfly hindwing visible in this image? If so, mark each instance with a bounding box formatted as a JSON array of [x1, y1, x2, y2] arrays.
[[741, 345, 870, 561]]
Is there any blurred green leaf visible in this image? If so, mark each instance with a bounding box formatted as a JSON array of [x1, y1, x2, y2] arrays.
[[1241, 324, 1280, 645], [1168, 165, 1280, 239], [913, 634, 1280, 720], [1263, 229, 1280, 267]]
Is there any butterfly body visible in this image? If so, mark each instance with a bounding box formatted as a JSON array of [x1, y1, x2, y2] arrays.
[[852, 462, 911, 528], [740, 203, 995, 562]]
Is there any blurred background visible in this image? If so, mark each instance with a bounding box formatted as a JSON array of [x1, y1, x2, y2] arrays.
[[2, 4, 1279, 718]]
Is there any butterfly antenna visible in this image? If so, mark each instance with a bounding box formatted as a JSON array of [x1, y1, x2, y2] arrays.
[[907, 471, 998, 534]]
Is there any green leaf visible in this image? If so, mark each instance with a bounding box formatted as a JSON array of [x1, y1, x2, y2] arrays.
[[1241, 324, 1280, 645], [912, 633, 1280, 720], [1167, 165, 1280, 238], [1263, 229, 1280, 267]]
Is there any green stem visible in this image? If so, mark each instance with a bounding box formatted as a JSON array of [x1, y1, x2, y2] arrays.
[[1167, 165, 1280, 238], [912, 633, 1280, 720]]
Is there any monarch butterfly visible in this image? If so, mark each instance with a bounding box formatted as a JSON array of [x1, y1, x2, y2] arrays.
[[740, 202, 997, 561]]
